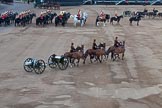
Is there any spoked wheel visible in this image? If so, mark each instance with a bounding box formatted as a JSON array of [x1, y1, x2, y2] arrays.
[[23, 58, 34, 72], [58, 57, 69, 70], [34, 59, 46, 74], [48, 55, 57, 69]]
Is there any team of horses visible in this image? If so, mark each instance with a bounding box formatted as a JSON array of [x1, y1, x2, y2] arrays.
[[63, 41, 125, 67]]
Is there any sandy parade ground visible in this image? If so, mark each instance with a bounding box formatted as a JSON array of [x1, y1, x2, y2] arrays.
[[0, 3, 162, 108]]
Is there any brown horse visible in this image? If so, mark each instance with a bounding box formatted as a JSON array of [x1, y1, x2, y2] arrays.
[[84, 43, 106, 63], [106, 41, 125, 61], [64, 45, 85, 66]]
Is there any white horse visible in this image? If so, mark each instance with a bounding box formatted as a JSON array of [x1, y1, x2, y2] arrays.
[[70, 12, 88, 27]]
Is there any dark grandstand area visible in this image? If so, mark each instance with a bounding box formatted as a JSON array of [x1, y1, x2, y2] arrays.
[[34, 0, 162, 6], [0, 0, 13, 3]]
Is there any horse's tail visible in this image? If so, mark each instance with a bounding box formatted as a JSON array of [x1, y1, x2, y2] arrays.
[[106, 47, 111, 59], [95, 17, 98, 26], [110, 17, 113, 24], [84, 50, 89, 58]]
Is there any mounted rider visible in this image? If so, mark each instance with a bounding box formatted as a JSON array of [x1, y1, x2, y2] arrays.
[[77, 9, 82, 20], [70, 43, 76, 53], [153, 8, 156, 12], [99, 10, 105, 20], [115, 11, 118, 19], [59, 11, 64, 20], [92, 39, 98, 50], [114, 37, 120, 47], [40, 11, 46, 20], [1, 12, 7, 20]]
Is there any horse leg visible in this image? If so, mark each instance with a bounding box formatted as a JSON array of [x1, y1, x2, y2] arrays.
[[90, 56, 93, 63], [83, 58, 86, 64], [103, 22, 105, 26], [106, 52, 109, 59], [117, 54, 120, 60], [74, 21, 76, 27], [122, 53, 124, 60], [137, 21, 139, 26], [130, 21, 132, 26], [77, 58, 80, 67], [98, 56, 102, 63], [111, 52, 114, 60]]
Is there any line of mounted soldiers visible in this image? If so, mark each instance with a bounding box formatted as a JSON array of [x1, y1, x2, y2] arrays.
[[64, 37, 125, 66], [0, 10, 17, 26], [135, 8, 162, 18], [36, 10, 70, 27], [0, 10, 36, 26], [0, 9, 70, 27]]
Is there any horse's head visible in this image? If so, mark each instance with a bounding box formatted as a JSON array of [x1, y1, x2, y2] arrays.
[[98, 43, 106, 50], [53, 12, 57, 17], [119, 15, 123, 19], [66, 12, 71, 19], [83, 12, 88, 18], [32, 13, 36, 17], [105, 14, 110, 19], [70, 14, 74, 18], [76, 45, 84, 52]]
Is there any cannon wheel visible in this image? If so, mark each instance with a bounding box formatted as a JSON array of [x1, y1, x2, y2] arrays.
[[58, 57, 69, 70], [34, 59, 46, 74], [48, 55, 57, 68], [23, 58, 34, 72]]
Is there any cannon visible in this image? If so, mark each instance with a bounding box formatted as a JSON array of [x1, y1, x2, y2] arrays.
[[48, 54, 69, 70], [23, 58, 46, 74]]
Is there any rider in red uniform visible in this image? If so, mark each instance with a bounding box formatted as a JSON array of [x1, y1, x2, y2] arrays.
[[59, 11, 64, 20], [77, 9, 82, 20], [99, 10, 105, 19]]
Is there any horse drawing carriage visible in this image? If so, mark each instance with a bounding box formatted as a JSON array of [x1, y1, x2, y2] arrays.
[[48, 54, 69, 70], [23, 58, 46, 74]]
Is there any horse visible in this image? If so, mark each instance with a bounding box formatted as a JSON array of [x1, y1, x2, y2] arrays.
[[64, 45, 85, 67], [84, 43, 106, 63], [129, 14, 143, 26], [157, 12, 162, 18], [106, 41, 125, 61], [71, 12, 88, 27], [96, 14, 110, 27], [110, 15, 123, 25], [55, 12, 71, 27], [146, 10, 158, 19]]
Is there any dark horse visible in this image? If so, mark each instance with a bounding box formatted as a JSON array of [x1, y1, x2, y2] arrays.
[[95, 14, 110, 26], [55, 12, 71, 27], [106, 41, 125, 61], [129, 14, 143, 26], [84, 43, 106, 63], [110, 15, 123, 25], [64, 45, 85, 67], [36, 13, 57, 26], [146, 10, 158, 19]]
